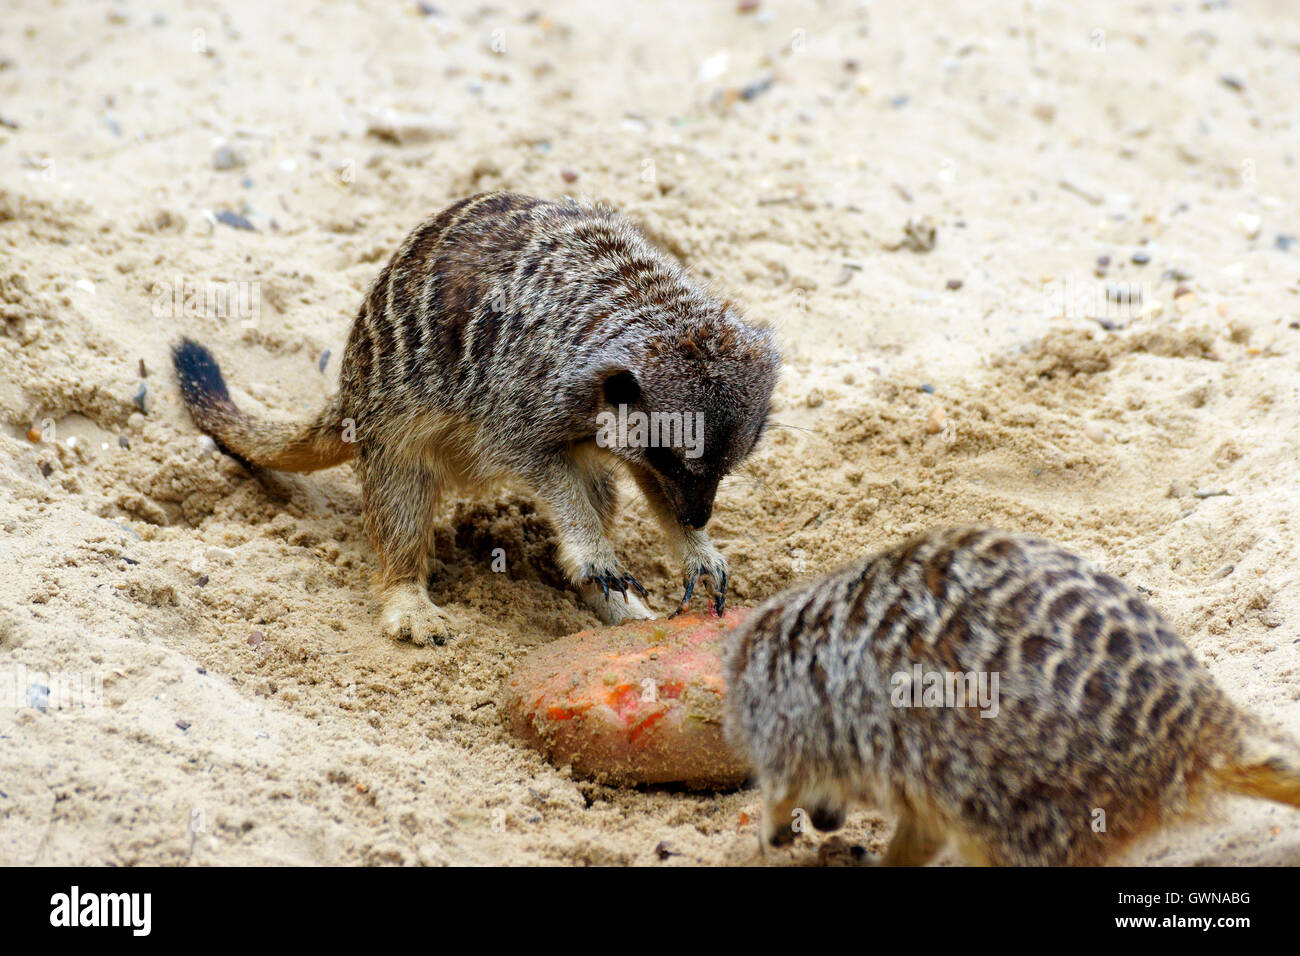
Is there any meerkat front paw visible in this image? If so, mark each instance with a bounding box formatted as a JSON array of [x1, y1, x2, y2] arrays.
[[582, 585, 655, 625], [381, 584, 455, 646], [676, 540, 728, 616], [578, 562, 653, 625], [580, 563, 649, 603]]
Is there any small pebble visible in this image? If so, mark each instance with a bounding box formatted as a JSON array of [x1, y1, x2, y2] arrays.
[[1220, 74, 1245, 93], [1237, 213, 1262, 240], [176, 720, 191, 731], [1162, 268, 1192, 282], [924, 405, 946, 434], [133, 383, 148, 414], [945, 278, 963, 290], [26, 426, 41, 442], [318, 349, 331, 373], [1096, 255, 1111, 267], [1131, 251, 1150, 266], [1174, 292, 1198, 315], [1083, 422, 1105, 443], [197, 434, 217, 454], [738, 76, 775, 101], [212, 145, 244, 170], [196, 575, 209, 587], [902, 218, 935, 252], [1275, 234, 1295, 252], [247, 632, 264, 648], [215, 210, 255, 231], [919, 383, 935, 394], [39, 462, 53, 478], [560, 169, 579, 184]]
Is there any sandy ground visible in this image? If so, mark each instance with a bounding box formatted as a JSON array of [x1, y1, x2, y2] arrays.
[[2, 0, 1299, 866]]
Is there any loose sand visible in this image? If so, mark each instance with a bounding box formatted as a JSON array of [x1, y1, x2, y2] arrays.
[[1, 0, 1298, 865]]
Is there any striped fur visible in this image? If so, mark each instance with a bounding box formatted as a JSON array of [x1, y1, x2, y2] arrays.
[[724, 527, 1300, 865], [174, 192, 780, 644]]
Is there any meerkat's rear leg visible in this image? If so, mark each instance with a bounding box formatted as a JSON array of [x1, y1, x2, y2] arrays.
[[761, 787, 801, 850], [880, 809, 947, 867], [533, 454, 652, 625], [359, 452, 455, 646]]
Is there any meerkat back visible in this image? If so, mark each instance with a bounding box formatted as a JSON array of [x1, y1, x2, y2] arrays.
[[725, 527, 1300, 865]]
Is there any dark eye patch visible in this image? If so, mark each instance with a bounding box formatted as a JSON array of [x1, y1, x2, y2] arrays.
[[646, 445, 687, 482]]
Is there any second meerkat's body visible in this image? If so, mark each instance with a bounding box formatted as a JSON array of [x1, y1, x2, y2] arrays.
[[725, 527, 1300, 865], [174, 192, 780, 644]]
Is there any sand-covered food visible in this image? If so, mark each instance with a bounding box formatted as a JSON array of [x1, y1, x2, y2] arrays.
[[1, 1, 1299, 865], [505, 609, 751, 789]]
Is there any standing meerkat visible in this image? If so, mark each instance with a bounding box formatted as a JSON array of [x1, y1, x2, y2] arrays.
[[173, 191, 780, 645], [725, 527, 1300, 865]]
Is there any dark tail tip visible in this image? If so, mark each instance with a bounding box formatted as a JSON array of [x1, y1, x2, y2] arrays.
[[171, 337, 232, 410]]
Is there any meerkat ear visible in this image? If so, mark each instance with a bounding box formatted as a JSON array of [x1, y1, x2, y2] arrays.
[[602, 370, 641, 407]]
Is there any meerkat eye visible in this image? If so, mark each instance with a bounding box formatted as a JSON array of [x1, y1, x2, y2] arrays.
[[602, 370, 640, 407]]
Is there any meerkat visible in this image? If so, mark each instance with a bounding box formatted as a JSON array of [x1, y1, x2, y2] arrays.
[[173, 192, 779, 646], [724, 527, 1300, 865]]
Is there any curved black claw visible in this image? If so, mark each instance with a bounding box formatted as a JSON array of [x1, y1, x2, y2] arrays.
[[672, 568, 728, 617], [584, 569, 649, 603]]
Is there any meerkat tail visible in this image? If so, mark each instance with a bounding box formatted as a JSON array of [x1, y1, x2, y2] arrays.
[[171, 338, 355, 472], [1213, 730, 1300, 808]]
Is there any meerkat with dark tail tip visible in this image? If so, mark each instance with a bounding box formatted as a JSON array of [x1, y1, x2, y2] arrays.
[[173, 192, 780, 646], [725, 527, 1300, 865]]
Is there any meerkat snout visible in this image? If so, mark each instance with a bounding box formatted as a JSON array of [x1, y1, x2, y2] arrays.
[[725, 526, 1300, 865], [608, 363, 771, 529]]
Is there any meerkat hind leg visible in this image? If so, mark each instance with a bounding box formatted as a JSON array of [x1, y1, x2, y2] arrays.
[[880, 810, 947, 867], [363, 455, 454, 646], [761, 790, 801, 850]]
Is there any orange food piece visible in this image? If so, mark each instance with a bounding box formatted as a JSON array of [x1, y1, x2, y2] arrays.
[[504, 609, 752, 789]]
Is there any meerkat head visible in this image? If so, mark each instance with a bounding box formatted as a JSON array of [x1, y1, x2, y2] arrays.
[[595, 316, 780, 529]]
